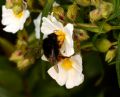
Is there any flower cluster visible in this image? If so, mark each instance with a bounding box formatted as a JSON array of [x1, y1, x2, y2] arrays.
[[40, 14, 84, 89], [1, 0, 84, 89]]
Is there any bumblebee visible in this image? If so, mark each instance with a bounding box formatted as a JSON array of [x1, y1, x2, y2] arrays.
[[43, 33, 59, 61], [42, 32, 65, 72]]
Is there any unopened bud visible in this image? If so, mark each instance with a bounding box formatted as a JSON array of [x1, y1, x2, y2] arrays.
[[9, 50, 23, 62], [74, 29, 89, 41], [12, 5, 23, 15], [105, 49, 116, 63], [5, 0, 14, 8], [89, 9, 102, 22], [17, 58, 34, 70], [53, 6, 64, 20], [67, 4, 79, 21], [101, 1, 113, 19], [75, 0, 91, 6], [38, 0, 46, 7], [91, 0, 103, 7], [95, 38, 112, 52], [27, 0, 34, 9]]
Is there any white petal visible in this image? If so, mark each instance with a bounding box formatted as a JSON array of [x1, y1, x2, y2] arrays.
[[56, 64, 67, 86], [41, 17, 57, 35], [2, 6, 14, 25], [1, 5, 30, 33], [18, 10, 30, 29], [34, 13, 42, 39], [48, 63, 67, 86], [64, 23, 73, 36], [41, 54, 48, 61], [71, 54, 83, 73], [60, 23, 74, 57], [3, 24, 19, 33], [41, 15, 63, 35], [60, 38, 74, 57], [66, 69, 84, 89], [48, 66, 58, 80]]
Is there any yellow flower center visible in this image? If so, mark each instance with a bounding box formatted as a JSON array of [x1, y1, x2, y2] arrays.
[[61, 58, 73, 70], [55, 30, 65, 45], [14, 12, 23, 18]]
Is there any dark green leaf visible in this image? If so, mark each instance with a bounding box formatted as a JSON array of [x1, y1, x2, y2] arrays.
[[107, 0, 120, 21], [116, 33, 120, 88], [42, 0, 55, 17], [0, 37, 15, 56], [0, 56, 23, 93]]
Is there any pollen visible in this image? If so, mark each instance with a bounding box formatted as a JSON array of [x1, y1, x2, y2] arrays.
[[14, 11, 23, 18], [55, 30, 65, 45], [61, 58, 73, 70]]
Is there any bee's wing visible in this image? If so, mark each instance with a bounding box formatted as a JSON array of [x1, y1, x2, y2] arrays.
[[49, 49, 59, 73], [54, 65, 59, 73]]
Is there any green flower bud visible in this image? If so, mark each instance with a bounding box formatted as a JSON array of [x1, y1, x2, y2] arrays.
[[53, 6, 64, 20], [91, 0, 103, 8], [38, 0, 46, 7], [27, 0, 34, 9], [9, 50, 24, 62], [95, 38, 112, 52], [74, 29, 89, 41], [16, 40, 28, 52], [5, 0, 14, 8], [17, 58, 34, 70], [101, 1, 113, 19], [105, 49, 116, 63], [75, 0, 91, 6], [13, 0, 23, 5], [12, 5, 23, 15], [67, 4, 79, 21], [89, 9, 102, 22]]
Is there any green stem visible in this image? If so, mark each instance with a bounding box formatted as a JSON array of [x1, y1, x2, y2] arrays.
[[112, 26, 120, 30], [30, 9, 41, 13], [80, 43, 94, 49]]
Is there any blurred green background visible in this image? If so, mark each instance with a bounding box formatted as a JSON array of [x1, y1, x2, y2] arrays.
[[0, 0, 120, 97]]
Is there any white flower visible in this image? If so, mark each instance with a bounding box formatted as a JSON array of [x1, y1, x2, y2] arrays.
[[41, 14, 74, 57], [1, 5, 30, 33], [33, 13, 42, 39], [48, 54, 84, 89]]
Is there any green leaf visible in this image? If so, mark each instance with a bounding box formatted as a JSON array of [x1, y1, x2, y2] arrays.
[[107, 0, 120, 21], [82, 51, 104, 79], [0, 87, 23, 97], [42, 0, 55, 17], [0, 37, 15, 56], [0, 56, 23, 93], [116, 33, 120, 88]]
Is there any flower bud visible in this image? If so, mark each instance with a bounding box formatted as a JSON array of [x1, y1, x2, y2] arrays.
[[5, 0, 14, 8], [38, 0, 46, 7], [27, 0, 34, 9], [89, 9, 102, 22], [9, 50, 23, 62], [74, 29, 89, 41], [95, 38, 112, 52], [75, 0, 91, 6], [17, 58, 34, 70], [12, 5, 23, 15], [101, 1, 113, 19], [53, 6, 64, 20], [67, 4, 79, 21], [91, 0, 102, 8], [105, 49, 116, 63], [16, 40, 28, 52]]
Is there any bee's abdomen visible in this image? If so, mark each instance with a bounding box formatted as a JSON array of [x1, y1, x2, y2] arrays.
[[43, 33, 59, 59]]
